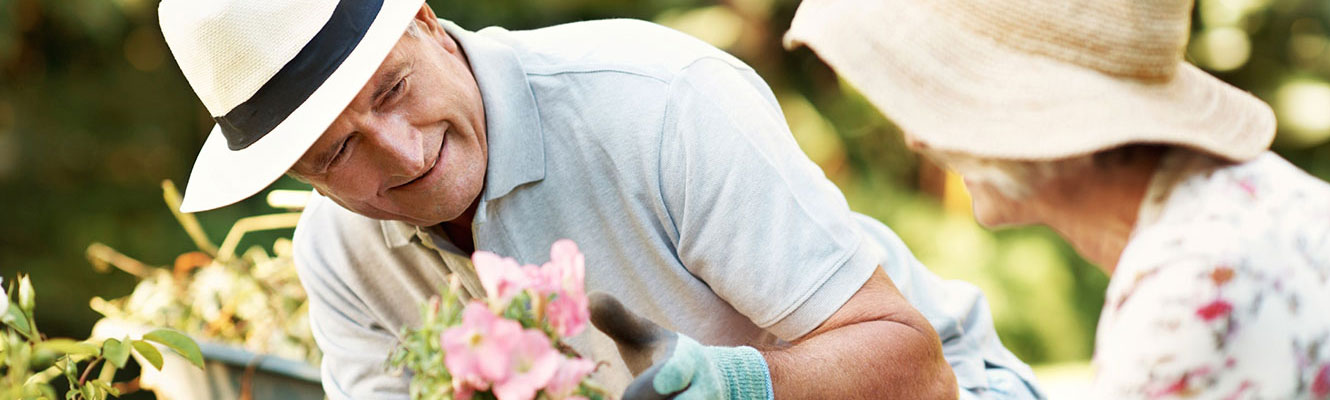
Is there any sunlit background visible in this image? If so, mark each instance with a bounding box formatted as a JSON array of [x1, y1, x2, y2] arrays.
[[2, 0, 1329, 397]]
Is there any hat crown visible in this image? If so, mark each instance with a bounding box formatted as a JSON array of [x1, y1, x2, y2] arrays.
[[934, 0, 1193, 80], [159, 0, 338, 117]]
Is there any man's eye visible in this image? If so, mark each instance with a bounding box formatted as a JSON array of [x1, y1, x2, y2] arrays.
[[328, 137, 352, 169], [389, 78, 406, 97]]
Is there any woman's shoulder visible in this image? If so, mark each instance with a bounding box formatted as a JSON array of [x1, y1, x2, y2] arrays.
[[1129, 151, 1330, 273], [1098, 151, 1330, 397], [1096, 251, 1330, 398]]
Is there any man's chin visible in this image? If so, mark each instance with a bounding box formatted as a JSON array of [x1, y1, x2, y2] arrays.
[[396, 205, 471, 227], [382, 188, 481, 227], [392, 213, 449, 227]]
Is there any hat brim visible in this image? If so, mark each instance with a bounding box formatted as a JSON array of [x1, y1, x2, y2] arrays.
[[784, 0, 1276, 162], [178, 0, 425, 213]]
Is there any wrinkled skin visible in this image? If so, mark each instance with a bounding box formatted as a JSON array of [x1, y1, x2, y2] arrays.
[[289, 6, 488, 229]]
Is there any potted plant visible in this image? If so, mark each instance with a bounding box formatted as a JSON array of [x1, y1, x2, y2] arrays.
[[85, 181, 322, 400]]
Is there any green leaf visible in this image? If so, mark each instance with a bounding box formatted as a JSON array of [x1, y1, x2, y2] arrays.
[[5, 303, 30, 336], [101, 338, 130, 369], [35, 339, 98, 357], [25, 382, 56, 398], [131, 340, 164, 371], [29, 348, 59, 370], [80, 384, 96, 400], [143, 329, 203, 369], [91, 380, 119, 397]]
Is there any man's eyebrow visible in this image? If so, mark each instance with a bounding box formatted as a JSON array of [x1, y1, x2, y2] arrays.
[[300, 133, 345, 175], [311, 141, 338, 173], [370, 61, 408, 103]]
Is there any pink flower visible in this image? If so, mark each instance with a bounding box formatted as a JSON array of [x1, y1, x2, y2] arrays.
[[1195, 299, 1233, 322], [531, 240, 591, 337], [545, 356, 596, 399], [474, 251, 530, 305], [523, 263, 560, 296], [545, 240, 586, 296], [546, 291, 590, 337], [492, 329, 560, 400], [441, 302, 523, 388]]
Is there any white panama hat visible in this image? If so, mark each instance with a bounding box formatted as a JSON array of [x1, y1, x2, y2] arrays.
[[160, 0, 425, 212], [785, 0, 1276, 162]]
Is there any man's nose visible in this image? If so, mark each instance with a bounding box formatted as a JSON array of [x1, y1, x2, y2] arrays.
[[361, 118, 428, 188]]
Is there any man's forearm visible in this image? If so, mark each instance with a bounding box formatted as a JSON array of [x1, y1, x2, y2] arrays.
[[761, 269, 957, 399], [762, 319, 955, 399]]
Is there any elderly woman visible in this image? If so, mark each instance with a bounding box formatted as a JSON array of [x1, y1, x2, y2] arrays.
[[786, 0, 1330, 398]]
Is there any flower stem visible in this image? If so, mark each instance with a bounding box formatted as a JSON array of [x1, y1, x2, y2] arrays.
[[533, 293, 546, 323], [78, 357, 104, 386]]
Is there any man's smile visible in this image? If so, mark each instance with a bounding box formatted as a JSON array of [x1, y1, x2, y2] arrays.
[[393, 131, 447, 191]]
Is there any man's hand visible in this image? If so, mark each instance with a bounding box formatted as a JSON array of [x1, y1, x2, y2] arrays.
[[589, 292, 774, 400]]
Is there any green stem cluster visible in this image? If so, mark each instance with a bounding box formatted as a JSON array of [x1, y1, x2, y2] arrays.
[[1, 274, 204, 400]]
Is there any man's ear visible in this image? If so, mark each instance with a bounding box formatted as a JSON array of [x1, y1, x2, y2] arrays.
[[414, 4, 441, 36], [413, 4, 457, 53]]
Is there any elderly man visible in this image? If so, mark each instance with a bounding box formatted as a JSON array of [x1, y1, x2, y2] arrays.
[[158, 0, 1041, 398]]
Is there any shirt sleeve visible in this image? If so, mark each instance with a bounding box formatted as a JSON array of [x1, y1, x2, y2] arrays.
[[657, 57, 881, 341], [293, 200, 410, 400]]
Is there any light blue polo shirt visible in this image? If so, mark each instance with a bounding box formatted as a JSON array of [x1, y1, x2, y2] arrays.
[[293, 18, 1041, 399]]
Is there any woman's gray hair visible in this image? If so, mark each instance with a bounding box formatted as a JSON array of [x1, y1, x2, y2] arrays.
[[922, 145, 1168, 199]]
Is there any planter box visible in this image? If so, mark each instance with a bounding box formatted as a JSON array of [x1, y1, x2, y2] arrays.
[[91, 319, 324, 400]]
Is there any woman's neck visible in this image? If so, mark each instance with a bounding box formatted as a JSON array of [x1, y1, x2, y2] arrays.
[[1039, 157, 1162, 275]]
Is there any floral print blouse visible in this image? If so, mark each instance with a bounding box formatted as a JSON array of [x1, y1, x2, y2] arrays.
[[1094, 150, 1330, 399]]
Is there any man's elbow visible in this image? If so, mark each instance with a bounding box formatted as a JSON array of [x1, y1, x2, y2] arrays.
[[895, 314, 958, 399]]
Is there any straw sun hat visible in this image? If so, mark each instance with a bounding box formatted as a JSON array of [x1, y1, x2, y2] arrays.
[[784, 0, 1276, 162], [160, 0, 425, 212]]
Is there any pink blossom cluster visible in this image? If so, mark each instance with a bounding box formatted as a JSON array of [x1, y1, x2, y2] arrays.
[[439, 240, 596, 400]]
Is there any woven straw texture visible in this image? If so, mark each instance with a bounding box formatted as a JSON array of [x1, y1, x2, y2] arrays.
[[785, 0, 1276, 162], [159, 0, 337, 116]]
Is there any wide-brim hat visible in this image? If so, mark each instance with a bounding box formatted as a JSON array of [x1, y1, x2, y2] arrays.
[[784, 0, 1276, 162], [160, 0, 425, 212]]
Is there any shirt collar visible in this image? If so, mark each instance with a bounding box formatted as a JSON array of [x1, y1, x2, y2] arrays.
[[380, 20, 546, 248]]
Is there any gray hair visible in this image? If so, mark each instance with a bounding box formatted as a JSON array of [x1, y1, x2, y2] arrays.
[[403, 21, 424, 38], [921, 145, 1168, 199]]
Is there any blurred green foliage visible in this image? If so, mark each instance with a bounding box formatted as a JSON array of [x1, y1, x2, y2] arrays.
[[1, 0, 1328, 372]]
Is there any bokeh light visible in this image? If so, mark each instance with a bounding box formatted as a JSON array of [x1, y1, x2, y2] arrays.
[[655, 6, 744, 50], [1199, 0, 1273, 28], [1275, 78, 1330, 147], [780, 93, 846, 174], [1191, 27, 1252, 71]]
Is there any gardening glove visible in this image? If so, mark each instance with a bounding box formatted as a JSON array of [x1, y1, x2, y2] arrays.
[[588, 292, 774, 400]]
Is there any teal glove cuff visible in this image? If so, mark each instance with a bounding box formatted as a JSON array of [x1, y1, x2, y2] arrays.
[[709, 345, 774, 400], [653, 335, 774, 400]]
